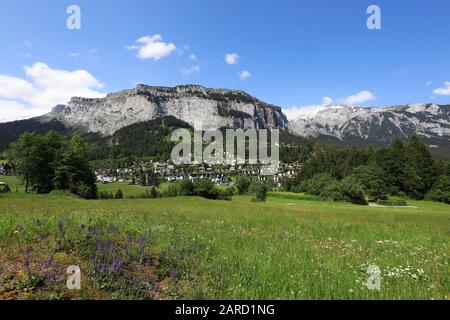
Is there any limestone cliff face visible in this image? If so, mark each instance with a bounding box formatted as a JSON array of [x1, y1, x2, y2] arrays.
[[48, 84, 289, 135]]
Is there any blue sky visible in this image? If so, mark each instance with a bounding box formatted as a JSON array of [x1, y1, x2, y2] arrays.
[[0, 0, 449, 121]]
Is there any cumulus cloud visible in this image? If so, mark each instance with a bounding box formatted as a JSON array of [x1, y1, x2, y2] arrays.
[[127, 34, 177, 61], [341, 90, 375, 105], [0, 100, 48, 123], [433, 82, 450, 95], [239, 70, 251, 80], [0, 62, 105, 122], [225, 53, 240, 65], [189, 53, 197, 61]]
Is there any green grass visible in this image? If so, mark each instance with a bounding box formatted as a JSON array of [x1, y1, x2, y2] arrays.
[[96, 181, 170, 198], [0, 185, 448, 300], [0, 175, 23, 193], [268, 191, 321, 201]]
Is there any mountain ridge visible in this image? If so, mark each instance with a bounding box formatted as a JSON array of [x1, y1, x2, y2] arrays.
[[1, 84, 449, 158]]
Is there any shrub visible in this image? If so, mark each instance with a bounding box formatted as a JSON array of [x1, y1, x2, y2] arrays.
[[339, 176, 369, 205], [178, 179, 194, 196], [193, 179, 219, 199], [73, 182, 97, 199], [321, 180, 347, 202], [114, 189, 124, 199], [99, 191, 114, 199], [0, 184, 11, 193], [217, 188, 233, 201], [319, 177, 368, 205], [235, 176, 251, 194], [250, 181, 269, 202], [149, 186, 159, 199]]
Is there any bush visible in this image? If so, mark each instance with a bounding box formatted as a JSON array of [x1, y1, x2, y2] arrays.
[[114, 189, 123, 199], [178, 179, 194, 196], [339, 176, 369, 205], [73, 182, 97, 199], [99, 191, 114, 199], [321, 180, 347, 202], [319, 177, 368, 205], [217, 188, 234, 201], [149, 186, 159, 199], [250, 181, 269, 202], [0, 184, 11, 193], [193, 179, 219, 199], [236, 176, 251, 194]]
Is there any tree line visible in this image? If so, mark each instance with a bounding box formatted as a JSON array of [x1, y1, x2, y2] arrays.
[[6, 131, 97, 198], [282, 135, 450, 204]]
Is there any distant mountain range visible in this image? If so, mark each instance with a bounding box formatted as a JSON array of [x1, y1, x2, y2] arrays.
[[1, 84, 449, 158], [289, 103, 450, 158]]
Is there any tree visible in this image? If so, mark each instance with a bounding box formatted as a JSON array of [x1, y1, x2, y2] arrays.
[[406, 135, 439, 198], [349, 165, 387, 201], [425, 175, 450, 204], [306, 173, 335, 196], [7, 132, 40, 193], [53, 135, 97, 199]]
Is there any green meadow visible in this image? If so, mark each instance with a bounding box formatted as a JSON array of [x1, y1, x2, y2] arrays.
[[0, 176, 448, 300]]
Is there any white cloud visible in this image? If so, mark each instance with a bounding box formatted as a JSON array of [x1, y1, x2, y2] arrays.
[[0, 100, 48, 123], [0, 62, 105, 122], [181, 64, 200, 75], [342, 90, 375, 105], [127, 34, 177, 61], [425, 80, 433, 86], [225, 53, 240, 65], [239, 70, 251, 80], [433, 82, 450, 95], [189, 53, 197, 61]]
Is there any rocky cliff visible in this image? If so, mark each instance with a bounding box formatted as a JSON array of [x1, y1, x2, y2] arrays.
[[45, 84, 289, 135]]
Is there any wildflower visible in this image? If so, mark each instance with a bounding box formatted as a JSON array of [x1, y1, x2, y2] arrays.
[[57, 218, 64, 234], [23, 257, 30, 274]]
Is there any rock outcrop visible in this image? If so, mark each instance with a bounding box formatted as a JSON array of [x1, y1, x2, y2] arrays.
[[46, 84, 289, 135]]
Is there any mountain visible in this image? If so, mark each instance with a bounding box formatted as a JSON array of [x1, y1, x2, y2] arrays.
[[44, 84, 290, 135], [289, 103, 450, 158], [0, 84, 289, 153], [1, 83, 449, 159]]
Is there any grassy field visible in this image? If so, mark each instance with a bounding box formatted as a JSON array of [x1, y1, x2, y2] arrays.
[[0, 177, 448, 300], [96, 181, 170, 198]]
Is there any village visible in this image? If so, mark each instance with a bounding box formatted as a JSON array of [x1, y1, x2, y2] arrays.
[[94, 160, 302, 187]]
